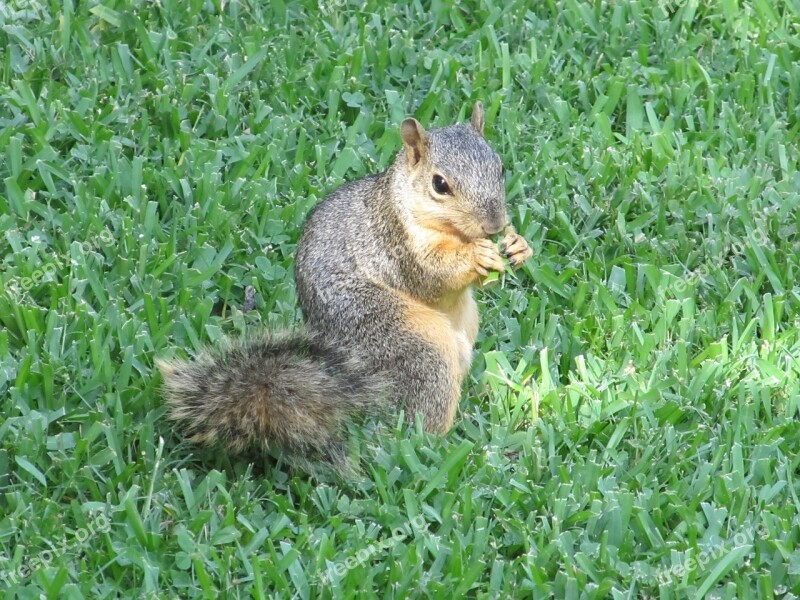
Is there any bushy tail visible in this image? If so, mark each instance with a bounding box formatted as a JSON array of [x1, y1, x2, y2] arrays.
[[156, 331, 390, 469]]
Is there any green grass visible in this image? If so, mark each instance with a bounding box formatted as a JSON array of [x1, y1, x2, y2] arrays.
[[1, 0, 800, 597]]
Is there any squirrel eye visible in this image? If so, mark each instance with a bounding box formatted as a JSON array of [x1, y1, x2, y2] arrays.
[[432, 174, 452, 195]]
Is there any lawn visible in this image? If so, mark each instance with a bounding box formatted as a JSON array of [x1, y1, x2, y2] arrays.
[[1, 0, 799, 597]]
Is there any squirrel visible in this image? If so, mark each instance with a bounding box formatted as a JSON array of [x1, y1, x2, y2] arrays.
[[157, 102, 533, 469]]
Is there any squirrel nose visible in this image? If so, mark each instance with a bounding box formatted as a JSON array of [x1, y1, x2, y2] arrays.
[[483, 215, 507, 236]]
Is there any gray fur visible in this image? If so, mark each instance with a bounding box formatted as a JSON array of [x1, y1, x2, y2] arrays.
[[160, 103, 508, 466], [296, 105, 506, 419]]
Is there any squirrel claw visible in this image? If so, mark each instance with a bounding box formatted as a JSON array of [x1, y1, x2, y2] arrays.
[[501, 229, 532, 269], [473, 238, 505, 276]]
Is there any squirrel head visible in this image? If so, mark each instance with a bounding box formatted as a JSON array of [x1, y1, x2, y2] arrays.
[[397, 102, 507, 240]]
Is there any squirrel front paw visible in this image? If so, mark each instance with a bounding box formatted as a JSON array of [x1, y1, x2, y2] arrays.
[[473, 238, 505, 277], [501, 227, 533, 269]]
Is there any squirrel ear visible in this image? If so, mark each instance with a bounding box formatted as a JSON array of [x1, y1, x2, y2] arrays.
[[470, 101, 485, 136], [401, 118, 427, 166]]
